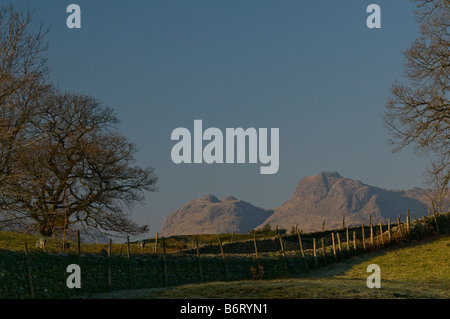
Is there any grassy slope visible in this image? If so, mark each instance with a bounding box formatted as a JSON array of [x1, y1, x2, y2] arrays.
[[86, 235, 450, 299], [0, 230, 263, 254], [0, 230, 180, 253], [0, 230, 111, 254]]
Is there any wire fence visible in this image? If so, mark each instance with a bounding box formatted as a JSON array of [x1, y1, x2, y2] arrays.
[[0, 211, 448, 298]]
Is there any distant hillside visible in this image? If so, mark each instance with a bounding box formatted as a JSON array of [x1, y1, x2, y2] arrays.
[[160, 172, 439, 236], [258, 172, 431, 232], [159, 194, 273, 236]]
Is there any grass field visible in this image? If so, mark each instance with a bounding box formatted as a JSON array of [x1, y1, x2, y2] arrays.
[[85, 235, 450, 299], [0, 230, 268, 254]]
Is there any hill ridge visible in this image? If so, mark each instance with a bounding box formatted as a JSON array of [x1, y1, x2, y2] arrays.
[[160, 171, 438, 236]]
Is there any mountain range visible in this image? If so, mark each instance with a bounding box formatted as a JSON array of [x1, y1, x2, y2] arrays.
[[159, 194, 273, 236], [159, 172, 436, 236]]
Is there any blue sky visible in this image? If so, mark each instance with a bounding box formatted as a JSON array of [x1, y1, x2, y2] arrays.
[[9, 1, 427, 238]]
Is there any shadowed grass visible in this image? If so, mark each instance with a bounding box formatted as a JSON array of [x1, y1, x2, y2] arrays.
[[85, 235, 450, 299]]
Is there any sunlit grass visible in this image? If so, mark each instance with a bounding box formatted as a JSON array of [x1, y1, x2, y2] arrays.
[[0, 230, 269, 254], [86, 235, 450, 299]]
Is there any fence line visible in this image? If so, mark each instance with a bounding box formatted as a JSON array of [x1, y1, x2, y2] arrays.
[[24, 243, 35, 299], [1, 212, 447, 298]]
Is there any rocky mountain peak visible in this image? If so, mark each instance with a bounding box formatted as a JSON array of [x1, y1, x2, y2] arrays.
[[259, 172, 429, 232], [159, 194, 272, 236], [160, 172, 434, 236], [198, 193, 221, 203], [221, 196, 238, 202]]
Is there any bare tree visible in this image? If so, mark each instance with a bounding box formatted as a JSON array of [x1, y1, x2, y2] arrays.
[[1, 5, 158, 236], [0, 5, 50, 200], [384, 0, 449, 206], [0, 5, 48, 101], [3, 90, 158, 237], [425, 159, 450, 213]]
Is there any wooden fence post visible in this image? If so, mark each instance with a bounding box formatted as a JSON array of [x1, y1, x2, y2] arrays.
[[346, 228, 350, 254], [126, 236, 130, 259], [297, 230, 308, 272], [376, 227, 381, 247], [388, 219, 391, 244], [278, 235, 289, 277], [370, 223, 374, 248], [321, 237, 327, 265], [431, 202, 440, 233], [195, 237, 203, 283], [162, 237, 169, 286], [253, 233, 259, 259], [353, 230, 357, 252], [379, 222, 384, 246], [107, 238, 112, 291], [362, 224, 366, 252], [336, 232, 343, 259], [407, 209, 411, 240], [331, 233, 337, 261], [24, 243, 35, 299], [126, 235, 131, 289], [313, 238, 318, 268], [218, 236, 229, 281], [154, 232, 159, 253]]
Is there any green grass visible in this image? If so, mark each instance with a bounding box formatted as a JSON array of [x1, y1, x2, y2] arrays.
[[147, 233, 274, 251], [0, 230, 128, 254], [0, 231, 61, 251], [85, 235, 450, 299], [0, 230, 268, 254]]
